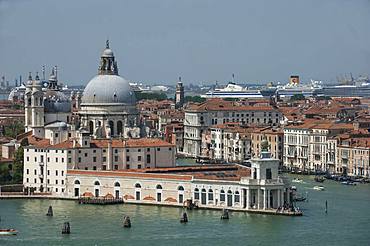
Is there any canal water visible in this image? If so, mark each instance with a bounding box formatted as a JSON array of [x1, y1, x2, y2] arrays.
[[1, 175, 369, 246]]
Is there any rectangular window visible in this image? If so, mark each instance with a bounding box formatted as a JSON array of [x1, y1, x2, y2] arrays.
[[78, 157, 81, 163], [114, 149, 118, 154], [93, 150, 96, 153], [47, 179, 50, 184], [93, 166, 97, 170], [84, 153, 88, 157], [56, 158, 58, 163], [27, 157, 29, 161], [102, 165, 106, 170], [138, 156, 142, 161], [26, 169, 29, 174], [61, 158, 64, 163], [68, 158, 72, 163], [34, 157, 37, 162], [126, 164, 130, 169], [62, 180, 64, 185], [56, 180, 58, 184], [126, 156, 130, 162], [114, 156, 118, 162], [34, 169, 37, 175], [62, 171, 64, 176], [126, 149, 130, 152], [114, 165, 118, 170], [47, 170, 50, 175], [34, 178, 37, 183], [26, 178, 29, 182], [138, 164, 142, 169], [103, 157, 107, 162], [146, 154, 151, 163], [93, 157, 97, 162], [157, 148, 161, 151]]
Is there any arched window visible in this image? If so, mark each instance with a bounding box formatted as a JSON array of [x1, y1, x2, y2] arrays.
[[208, 189, 214, 201], [156, 184, 162, 189], [194, 188, 200, 200], [178, 186, 184, 191], [74, 180, 80, 185], [234, 191, 240, 203], [28, 98, 31, 106], [94, 181, 100, 186], [117, 121, 123, 135], [114, 182, 120, 187], [220, 190, 225, 202], [89, 121, 94, 134], [135, 183, 141, 188], [109, 120, 114, 136]]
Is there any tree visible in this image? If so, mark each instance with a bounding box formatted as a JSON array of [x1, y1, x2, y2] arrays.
[[12, 146, 24, 184], [184, 96, 206, 103], [135, 91, 168, 101]]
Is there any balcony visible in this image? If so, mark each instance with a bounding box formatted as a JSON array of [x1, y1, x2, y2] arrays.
[[39, 162, 44, 167], [38, 174, 44, 179]]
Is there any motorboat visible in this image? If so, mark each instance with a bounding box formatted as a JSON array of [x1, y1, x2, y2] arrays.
[[0, 229, 18, 236], [313, 186, 325, 191], [341, 181, 356, 186], [292, 178, 303, 183]]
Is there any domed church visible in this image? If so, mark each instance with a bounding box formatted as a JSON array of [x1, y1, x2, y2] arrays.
[[24, 40, 146, 139], [78, 40, 143, 139]]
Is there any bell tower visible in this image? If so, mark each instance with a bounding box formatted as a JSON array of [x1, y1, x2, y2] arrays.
[[25, 72, 45, 137], [175, 77, 184, 109]]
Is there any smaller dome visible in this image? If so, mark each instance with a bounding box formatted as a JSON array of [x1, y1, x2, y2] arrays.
[[102, 48, 114, 57]]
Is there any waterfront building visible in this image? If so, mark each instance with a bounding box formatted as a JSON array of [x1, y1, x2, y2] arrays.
[[66, 147, 291, 212], [183, 99, 283, 157], [251, 127, 284, 165], [209, 123, 252, 163], [23, 133, 175, 194]]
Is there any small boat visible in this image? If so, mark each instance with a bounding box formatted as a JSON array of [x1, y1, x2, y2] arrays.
[[313, 186, 325, 191], [0, 229, 18, 236], [314, 176, 325, 183], [292, 178, 303, 183], [341, 181, 356, 186], [291, 186, 297, 191]]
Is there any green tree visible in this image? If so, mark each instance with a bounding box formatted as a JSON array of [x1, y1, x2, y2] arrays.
[[184, 96, 206, 103], [11, 146, 24, 184], [135, 91, 168, 101]]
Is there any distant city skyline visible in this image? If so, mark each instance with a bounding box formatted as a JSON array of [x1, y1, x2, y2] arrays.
[[1, 0, 370, 86]]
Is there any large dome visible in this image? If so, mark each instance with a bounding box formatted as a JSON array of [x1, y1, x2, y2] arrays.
[[81, 75, 136, 105]]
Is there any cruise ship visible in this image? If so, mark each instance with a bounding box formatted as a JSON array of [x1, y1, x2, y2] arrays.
[[317, 75, 370, 98], [274, 79, 322, 98], [201, 82, 265, 99]]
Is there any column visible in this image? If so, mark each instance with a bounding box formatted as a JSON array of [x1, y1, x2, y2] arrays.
[[286, 188, 290, 205], [257, 188, 261, 209], [263, 188, 266, 210], [277, 189, 281, 207], [246, 188, 250, 209], [267, 189, 270, 209]]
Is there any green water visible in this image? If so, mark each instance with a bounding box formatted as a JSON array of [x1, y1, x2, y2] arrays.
[[1, 175, 370, 246]]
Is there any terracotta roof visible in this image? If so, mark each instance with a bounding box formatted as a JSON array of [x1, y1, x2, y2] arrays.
[[67, 169, 193, 181], [186, 98, 277, 112], [31, 137, 174, 149]]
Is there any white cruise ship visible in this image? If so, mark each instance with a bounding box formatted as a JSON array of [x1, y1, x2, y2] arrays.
[[201, 82, 264, 99]]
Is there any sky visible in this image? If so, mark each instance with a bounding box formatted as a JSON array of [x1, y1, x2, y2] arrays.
[[1, 0, 370, 86]]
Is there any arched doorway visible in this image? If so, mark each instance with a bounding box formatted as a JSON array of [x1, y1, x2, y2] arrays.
[[227, 190, 233, 207], [156, 184, 162, 202], [178, 186, 184, 204], [135, 183, 141, 200], [114, 182, 120, 199], [74, 180, 80, 197], [201, 188, 207, 205], [94, 180, 100, 197]]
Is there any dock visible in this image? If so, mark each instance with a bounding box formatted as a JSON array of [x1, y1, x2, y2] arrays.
[[77, 197, 124, 205]]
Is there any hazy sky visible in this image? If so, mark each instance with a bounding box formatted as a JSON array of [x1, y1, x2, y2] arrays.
[[1, 0, 370, 86]]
